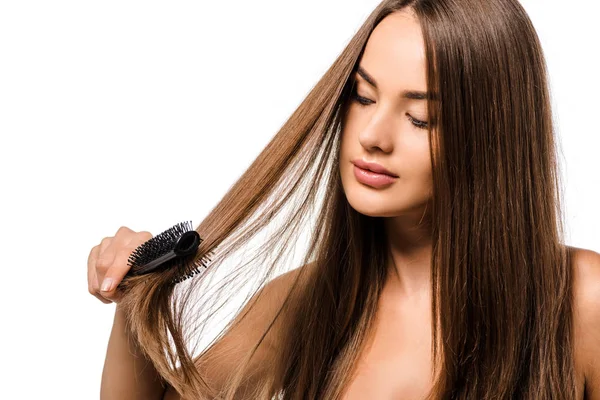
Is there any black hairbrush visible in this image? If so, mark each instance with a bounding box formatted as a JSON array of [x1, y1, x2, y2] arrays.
[[123, 221, 214, 284]]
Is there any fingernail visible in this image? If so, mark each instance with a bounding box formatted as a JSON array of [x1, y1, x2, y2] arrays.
[[101, 278, 114, 292]]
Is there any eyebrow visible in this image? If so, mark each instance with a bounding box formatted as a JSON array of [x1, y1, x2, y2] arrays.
[[356, 65, 437, 101]]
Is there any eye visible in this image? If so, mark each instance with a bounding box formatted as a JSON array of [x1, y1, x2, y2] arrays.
[[406, 114, 429, 130], [350, 86, 429, 130], [350, 87, 374, 106]]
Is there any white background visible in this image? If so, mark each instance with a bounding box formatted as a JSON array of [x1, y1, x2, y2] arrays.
[[0, 1, 598, 398]]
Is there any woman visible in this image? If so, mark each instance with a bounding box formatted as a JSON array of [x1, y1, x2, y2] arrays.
[[91, 0, 600, 398]]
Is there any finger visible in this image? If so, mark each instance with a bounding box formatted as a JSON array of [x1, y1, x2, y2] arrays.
[[88, 263, 113, 304], [97, 227, 136, 276], [95, 236, 115, 287], [87, 244, 100, 289], [88, 245, 112, 303], [116, 225, 134, 237], [98, 246, 139, 301], [98, 231, 152, 301], [90, 287, 113, 304]]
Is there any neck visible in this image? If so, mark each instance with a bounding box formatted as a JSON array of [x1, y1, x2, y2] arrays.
[[383, 207, 433, 298]]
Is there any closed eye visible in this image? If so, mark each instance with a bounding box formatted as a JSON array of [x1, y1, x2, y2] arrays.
[[350, 88, 429, 130]]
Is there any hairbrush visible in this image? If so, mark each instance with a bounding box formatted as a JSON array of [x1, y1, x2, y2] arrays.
[[123, 221, 214, 284]]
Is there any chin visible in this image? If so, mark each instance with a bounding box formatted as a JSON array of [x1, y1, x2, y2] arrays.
[[343, 188, 401, 218], [342, 182, 432, 219]]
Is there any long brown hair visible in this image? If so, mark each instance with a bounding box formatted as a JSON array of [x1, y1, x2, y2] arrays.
[[118, 0, 576, 398]]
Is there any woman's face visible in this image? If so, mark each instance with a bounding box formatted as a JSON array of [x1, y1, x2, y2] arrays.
[[339, 10, 434, 218]]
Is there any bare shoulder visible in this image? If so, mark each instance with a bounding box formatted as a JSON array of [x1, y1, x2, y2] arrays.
[[162, 262, 314, 399], [571, 246, 600, 399]]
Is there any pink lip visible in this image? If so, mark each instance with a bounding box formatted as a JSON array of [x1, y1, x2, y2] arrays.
[[353, 164, 398, 188], [351, 159, 398, 177]]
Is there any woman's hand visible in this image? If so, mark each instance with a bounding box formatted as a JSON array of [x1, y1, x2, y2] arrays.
[[87, 226, 153, 304]]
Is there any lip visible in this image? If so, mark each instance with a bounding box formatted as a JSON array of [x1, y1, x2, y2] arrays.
[[351, 159, 398, 177], [352, 163, 398, 188]]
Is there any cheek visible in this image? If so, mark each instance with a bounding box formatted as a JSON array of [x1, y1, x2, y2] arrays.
[[418, 165, 434, 202], [338, 125, 356, 169], [405, 147, 432, 179], [338, 135, 356, 190], [406, 148, 433, 195], [393, 130, 431, 174]]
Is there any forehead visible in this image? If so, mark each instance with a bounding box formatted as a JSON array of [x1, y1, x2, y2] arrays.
[[358, 10, 427, 91]]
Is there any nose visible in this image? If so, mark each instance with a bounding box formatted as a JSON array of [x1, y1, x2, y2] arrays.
[[358, 105, 396, 153]]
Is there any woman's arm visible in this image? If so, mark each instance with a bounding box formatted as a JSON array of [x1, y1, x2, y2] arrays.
[[100, 305, 167, 400]]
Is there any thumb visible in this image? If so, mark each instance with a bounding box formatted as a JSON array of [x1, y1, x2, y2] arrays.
[[99, 248, 135, 301]]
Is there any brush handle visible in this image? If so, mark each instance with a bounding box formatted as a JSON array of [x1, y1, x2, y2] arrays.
[[134, 230, 201, 275]]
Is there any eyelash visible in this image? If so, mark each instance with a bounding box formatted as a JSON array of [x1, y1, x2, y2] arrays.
[[350, 87, 429, 130]]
